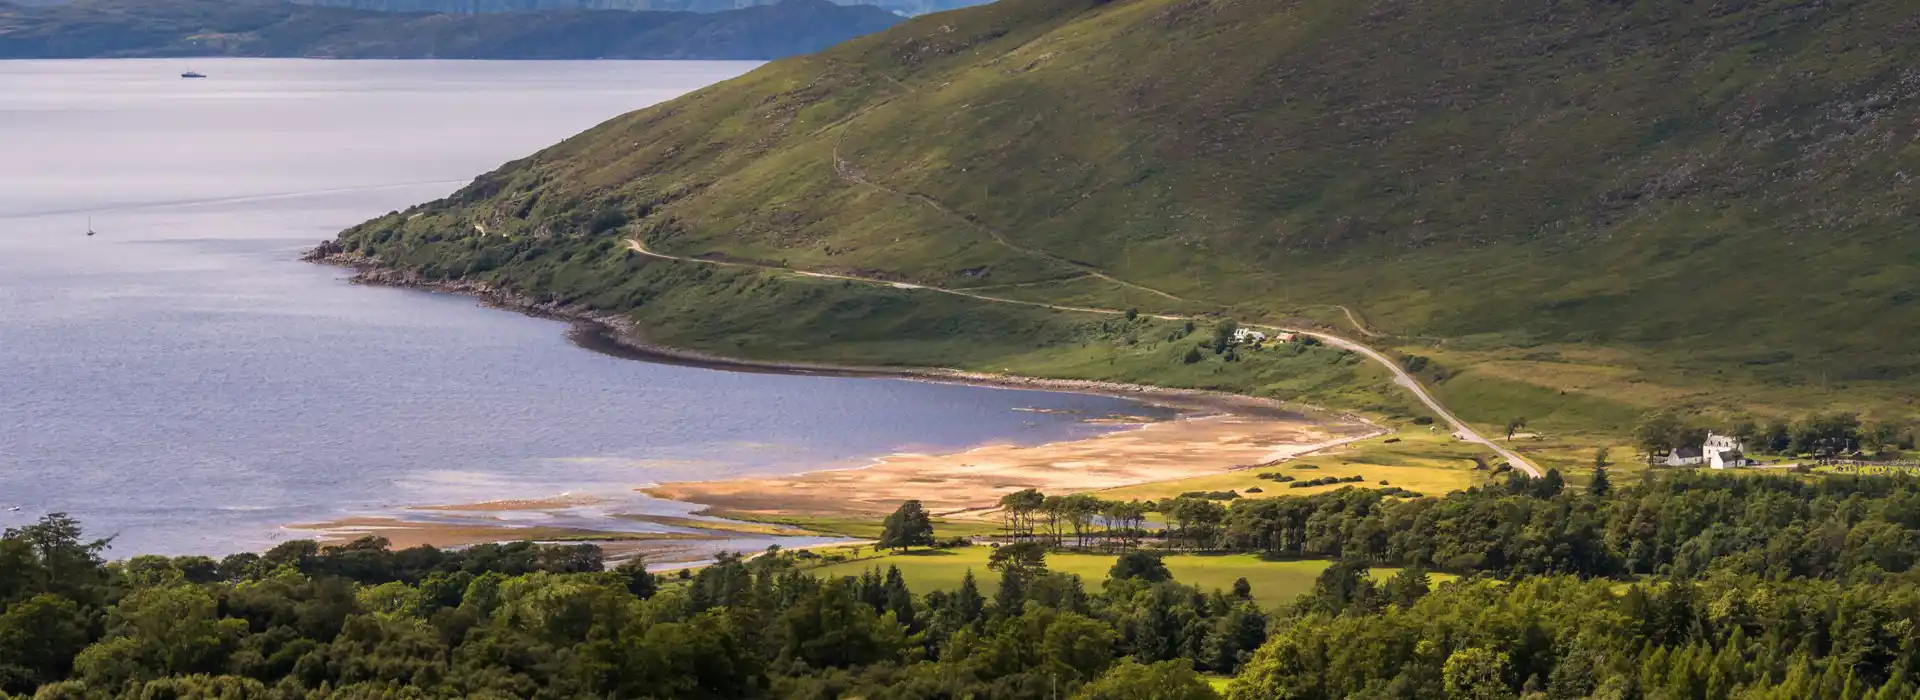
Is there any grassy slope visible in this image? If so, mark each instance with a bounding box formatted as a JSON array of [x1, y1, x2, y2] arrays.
[[1094, 429, 1492, 502], [807, 547, 1454, 610], [335, 0, 1920, 439]]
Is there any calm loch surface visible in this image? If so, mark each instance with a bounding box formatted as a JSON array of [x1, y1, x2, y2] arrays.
[[0, 60, 1168, 555]]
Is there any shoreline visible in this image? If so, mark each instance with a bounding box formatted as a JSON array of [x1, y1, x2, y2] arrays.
[[306, 251, 1359, 423], [300, 250, 1384, 539]]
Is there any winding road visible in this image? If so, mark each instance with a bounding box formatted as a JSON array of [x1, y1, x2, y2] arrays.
[[621, 238, 1541, 477]]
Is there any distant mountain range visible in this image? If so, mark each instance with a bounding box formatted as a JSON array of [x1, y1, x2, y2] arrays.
[[0, 0, 903, 59], [283, 0, 993, 18], [0, 0, 994, 17]]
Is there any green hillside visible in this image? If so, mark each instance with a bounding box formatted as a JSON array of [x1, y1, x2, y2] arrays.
[[330, 0, 1920, 433]]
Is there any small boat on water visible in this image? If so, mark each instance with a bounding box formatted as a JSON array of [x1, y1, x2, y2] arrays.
[[86, 216, 95, 237], [181, 71, 207, 79]]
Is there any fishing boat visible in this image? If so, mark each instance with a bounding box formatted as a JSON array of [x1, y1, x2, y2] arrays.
[[181, 70, 207, 79]]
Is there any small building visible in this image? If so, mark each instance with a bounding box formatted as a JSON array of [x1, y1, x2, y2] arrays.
[[1703, 433, 1744, 454], [1708, 449, 1750, 470], [1665, 446, 1705, 467], [1703, 432, 1751, 469], [1232, 328, 1268, 345], [1667, 433, 1752, 469]]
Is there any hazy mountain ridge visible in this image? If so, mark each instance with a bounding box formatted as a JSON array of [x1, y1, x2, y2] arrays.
[[285, 0, 993, 18], [0, 0, 903, 58]]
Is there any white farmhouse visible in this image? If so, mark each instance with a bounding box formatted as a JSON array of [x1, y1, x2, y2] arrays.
[[1665, 446, 1705, 467], [1666, 432, 1750, 469], [1703, 432, 1750, 469], [1232, 328, 1268, 345]]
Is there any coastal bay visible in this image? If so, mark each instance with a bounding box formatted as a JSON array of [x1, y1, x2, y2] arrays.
[[0, 59, 1239, 560]]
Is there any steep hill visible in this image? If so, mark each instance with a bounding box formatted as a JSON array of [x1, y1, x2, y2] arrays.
[[0, 0, 902, 59], [330, 0, 1920, 436]]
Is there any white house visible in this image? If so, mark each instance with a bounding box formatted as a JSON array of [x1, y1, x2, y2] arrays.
[[1703, 432, 1750, 469], [1703, 433, 1744, 454], [1665, 446, 1705, 467], [1666, 432, 1751, 469], [1708, 449, 1750, 470], [1232, 328, 1268, 345]]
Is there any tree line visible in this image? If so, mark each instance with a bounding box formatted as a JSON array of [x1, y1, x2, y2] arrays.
[[6, 468, 1920, 698], [1634, 410, 1916, 462], [1219, 469, 1920, 581], [0, 515, 1257, 699]]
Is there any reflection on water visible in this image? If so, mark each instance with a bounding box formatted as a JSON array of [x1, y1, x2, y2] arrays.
[[0, 59, 1172, 556]]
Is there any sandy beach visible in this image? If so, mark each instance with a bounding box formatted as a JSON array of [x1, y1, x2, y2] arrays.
[[285, 516, 721, 550], [646, 413, 1379, 519]]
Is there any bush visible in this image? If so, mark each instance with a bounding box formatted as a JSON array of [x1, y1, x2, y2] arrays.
[[588, 207, 628, 234], [1178, 490, 1241, 501], [1288, 475, 1367, 488]]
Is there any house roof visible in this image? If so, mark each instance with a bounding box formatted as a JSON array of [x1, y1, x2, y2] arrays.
[[1671, 446, 1703, 459]]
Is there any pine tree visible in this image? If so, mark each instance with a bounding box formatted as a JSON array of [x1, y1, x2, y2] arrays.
[[1590, 463, 1612, 497], [883, 565, 915, 629], [954, 570, 985, 624], [1540, 468, 1565, 497], [613, 557, 657, 599]]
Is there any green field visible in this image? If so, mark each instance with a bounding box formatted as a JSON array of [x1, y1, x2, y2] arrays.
[[805, 548, 1450, 610], [709, 513, 1004, 540], [1095, 428, 1491, 502]]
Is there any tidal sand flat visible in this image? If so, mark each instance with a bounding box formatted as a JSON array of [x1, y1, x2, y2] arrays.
[[648, 412, 1380, 521]]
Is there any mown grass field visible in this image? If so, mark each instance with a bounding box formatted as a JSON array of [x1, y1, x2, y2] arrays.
[[716, 513, 1004, 540], [805, 548, 1452, 610], [1094, 428, 1490, 502]]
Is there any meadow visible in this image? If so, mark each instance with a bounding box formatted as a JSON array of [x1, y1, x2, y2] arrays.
[[1092, 428, 1490, 502], [804, 547, 1452, 610]]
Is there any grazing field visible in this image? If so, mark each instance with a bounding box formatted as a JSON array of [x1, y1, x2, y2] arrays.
[[1091, 428, 1490, 502], [713, 513, 1004, 539], [805, 548, 1451, 610], [1817, 463, 1920, 477]]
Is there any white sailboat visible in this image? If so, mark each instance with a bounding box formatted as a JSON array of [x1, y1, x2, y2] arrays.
[[87, 216, 96, 236]]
